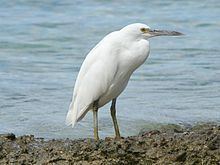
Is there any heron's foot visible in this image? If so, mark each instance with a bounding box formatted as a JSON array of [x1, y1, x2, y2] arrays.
[[94, 136, 99, 141], [114, 136, 121, 140], [93, 130, 100, 141]]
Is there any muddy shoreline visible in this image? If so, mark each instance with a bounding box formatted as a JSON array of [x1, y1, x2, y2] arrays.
[[0, 123, 219, 164]]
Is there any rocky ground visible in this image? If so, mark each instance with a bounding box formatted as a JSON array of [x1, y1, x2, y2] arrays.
[[0, 123, 219, 165]]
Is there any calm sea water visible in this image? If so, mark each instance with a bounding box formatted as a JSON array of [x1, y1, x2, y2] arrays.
[[0, 0, 220, 139]]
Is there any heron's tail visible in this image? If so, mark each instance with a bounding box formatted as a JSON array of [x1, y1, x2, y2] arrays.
[[65, 101, 78, 127]]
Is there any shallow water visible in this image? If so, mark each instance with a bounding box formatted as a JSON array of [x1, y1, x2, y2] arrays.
[[0, 0, 220, 139]]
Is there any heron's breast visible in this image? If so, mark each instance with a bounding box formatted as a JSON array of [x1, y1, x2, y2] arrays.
[[120, 40, 150, 73], [99, 72, 130, 107]]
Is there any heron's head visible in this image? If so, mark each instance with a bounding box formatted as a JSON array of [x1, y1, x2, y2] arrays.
[[121, 23, 183, 40]]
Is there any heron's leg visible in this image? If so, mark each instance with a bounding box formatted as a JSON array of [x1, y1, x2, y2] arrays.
[[93, 100, 99, 141], [110, 98, 121, 139]]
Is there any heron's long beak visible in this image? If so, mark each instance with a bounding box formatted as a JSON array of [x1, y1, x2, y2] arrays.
[[149, 29, 183, 36]]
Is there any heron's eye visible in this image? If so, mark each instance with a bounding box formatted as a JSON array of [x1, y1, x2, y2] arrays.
[[140, 28, 149, 33]]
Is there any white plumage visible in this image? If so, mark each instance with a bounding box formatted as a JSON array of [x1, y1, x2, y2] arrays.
[[66, 23, 150, 126], [66, 23, 182, 139]]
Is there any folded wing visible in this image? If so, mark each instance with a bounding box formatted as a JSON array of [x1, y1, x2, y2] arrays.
[[66, 32, 119, 127]]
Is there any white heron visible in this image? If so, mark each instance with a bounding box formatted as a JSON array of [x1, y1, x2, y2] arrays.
[[66, 23, 182, 140]]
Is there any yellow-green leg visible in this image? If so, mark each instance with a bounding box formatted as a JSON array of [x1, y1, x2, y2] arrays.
[[110, 98, 121, 139], [93, 100, 99, 141]]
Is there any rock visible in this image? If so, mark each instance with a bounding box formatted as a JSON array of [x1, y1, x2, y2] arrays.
[[207, 135, 220, 150], [159, 124, 184, 133], [0, 133, 16, 141], [175, 151, 187, 162], [0, 123, 219, 164]]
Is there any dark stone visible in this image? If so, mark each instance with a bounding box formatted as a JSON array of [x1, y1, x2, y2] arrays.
[[207, 135, 220, 150], [0, 133, 16, 140], [175, 151, 187, 162]]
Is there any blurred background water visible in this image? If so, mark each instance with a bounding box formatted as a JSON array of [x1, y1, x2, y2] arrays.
[[0, 0, 219, 139]]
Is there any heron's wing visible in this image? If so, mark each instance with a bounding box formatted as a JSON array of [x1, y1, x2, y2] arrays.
[[66, 32, 119, 127], [66, 60, 117, 127]]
